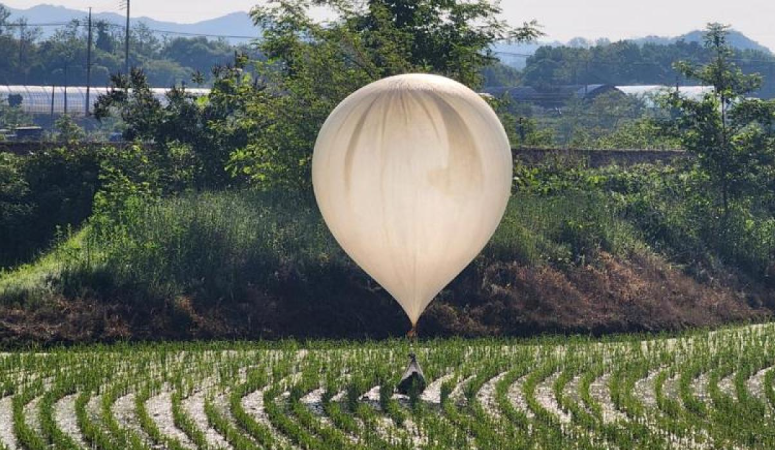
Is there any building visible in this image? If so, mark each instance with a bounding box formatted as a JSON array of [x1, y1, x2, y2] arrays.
[[0, 85, 211, 117], [615, 85, 714, 107], [484, 84, 622, 108], [484, 84, 712, 108]]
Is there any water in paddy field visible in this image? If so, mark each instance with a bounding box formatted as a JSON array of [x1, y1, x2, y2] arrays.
[[1, 323, 774, 449]]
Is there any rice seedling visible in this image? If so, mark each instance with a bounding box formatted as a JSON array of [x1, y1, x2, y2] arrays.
[[0, 323, 774, 449]]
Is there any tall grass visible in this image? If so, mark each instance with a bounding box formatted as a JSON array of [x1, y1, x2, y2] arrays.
[[487, 192, 640, 266], [63, 190, 346, 305], [0, 189, 640, 308]]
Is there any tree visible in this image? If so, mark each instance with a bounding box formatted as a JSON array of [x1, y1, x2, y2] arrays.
[[95, 20, 115, 53], [161, 37, 236, 79], [94, 62, 259, 190], [521, 38, 775, 98], [53, 114, 86, 143], [0, 5, 10, 34], [664, 23, 775, 216], [0, 96, 32, 129], [228, 0, 540, 189], [0, 153, 32, 268]]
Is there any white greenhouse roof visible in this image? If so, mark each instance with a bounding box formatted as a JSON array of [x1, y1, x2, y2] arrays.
[[0, 85, 210, 117], [616, 85, 714, 102]]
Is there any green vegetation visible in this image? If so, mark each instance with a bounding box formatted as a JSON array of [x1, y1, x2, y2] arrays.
[[2, 188, 635, 306], [1, 324, 775, 449], [0, 146, 100, 268], [0, 160, 769, 341], [664, 24, 775, 216], [2, 17, 775, 342], [522, 34, 775, 99], [0, 96, 31, 132], [0, 4, 250, 87], [2, 3, 775, 448]]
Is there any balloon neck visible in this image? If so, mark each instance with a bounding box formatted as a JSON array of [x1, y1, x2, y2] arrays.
[[407, 324, 418, 340]]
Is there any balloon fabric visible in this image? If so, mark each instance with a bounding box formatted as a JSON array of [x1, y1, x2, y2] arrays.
[[312, 73, 512, 327]]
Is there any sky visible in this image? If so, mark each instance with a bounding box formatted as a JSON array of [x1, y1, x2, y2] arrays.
[[3, 0, 775, 51]]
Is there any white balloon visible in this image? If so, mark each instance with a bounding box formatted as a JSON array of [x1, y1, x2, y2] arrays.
[[312, 73, 512, 326]]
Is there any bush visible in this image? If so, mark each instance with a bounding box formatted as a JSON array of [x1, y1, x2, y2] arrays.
[[0, 141, 204, 271], [62, 190, 342, 305], [0, 147, 101, 268], [0, 183, 768, 341], [487, 192, 639, 267], [515, 160, 775, 283], [8, 188, 642, 311], [0, 153, 32, 267]]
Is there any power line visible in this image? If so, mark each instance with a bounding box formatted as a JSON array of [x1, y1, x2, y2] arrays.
[[493, 50, 775, 65], [2, 22, 74, 27], [97, 22, 258, 39], [2, 21, 773, 68], [125, 27, 257, 39], [2, 20, 257, 40]]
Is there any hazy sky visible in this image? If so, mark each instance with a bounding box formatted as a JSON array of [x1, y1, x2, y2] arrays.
[[4, 0, 775, 50]]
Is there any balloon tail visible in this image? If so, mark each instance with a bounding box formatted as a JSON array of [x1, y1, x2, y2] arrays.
[[407, 324, 418, 340]]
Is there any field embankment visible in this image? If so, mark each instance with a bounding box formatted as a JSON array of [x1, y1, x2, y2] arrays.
[[1, 173, 771, 344]]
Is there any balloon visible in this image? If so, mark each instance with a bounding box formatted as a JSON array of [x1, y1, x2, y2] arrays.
[[312, 73, 512, 326]]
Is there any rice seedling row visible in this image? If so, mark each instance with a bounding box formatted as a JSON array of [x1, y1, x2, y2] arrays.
[[1, 324, 775, 449]]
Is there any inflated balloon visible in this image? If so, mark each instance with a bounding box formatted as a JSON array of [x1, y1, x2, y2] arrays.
[[312, 73, 512, 329]]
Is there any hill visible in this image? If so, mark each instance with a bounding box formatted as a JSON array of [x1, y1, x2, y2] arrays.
[[6, 5, 772, 64], [634, 29, 772, 54], [495, 29, 773, 69], [4, 3, 258, 42]]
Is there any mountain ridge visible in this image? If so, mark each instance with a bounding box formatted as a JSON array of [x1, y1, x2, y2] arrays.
[[495, 29, 771, 68], [3, 3, 258, 42], [4, 4, 773, 58]]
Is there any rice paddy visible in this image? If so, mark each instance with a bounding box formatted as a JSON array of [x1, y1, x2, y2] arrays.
[[1, 323, 774, 450]]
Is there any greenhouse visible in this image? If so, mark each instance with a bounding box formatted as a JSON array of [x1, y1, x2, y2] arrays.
[[0, 85, 210, 117]]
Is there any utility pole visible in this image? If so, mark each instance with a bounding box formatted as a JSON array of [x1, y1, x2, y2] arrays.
[[86, 7, 93, 116], [18, 20, 23, 67], [18, 19, 25, 83], [64, 64, 68, 115], [121, 0, 131, 75]]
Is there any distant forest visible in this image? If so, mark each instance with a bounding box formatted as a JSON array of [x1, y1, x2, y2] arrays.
[[3, 2, 775, 100], [488, 39, 775, 98], [0, 4, 258, 88]]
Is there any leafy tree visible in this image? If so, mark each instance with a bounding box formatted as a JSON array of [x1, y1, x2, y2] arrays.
[[0, 97, 32, 130], [482, 62, 521, 88], [52, 114, 86, 143], [554, 92, 648, 146], [140, 59, 190, 87], [0, 17, 252, 88], [0, 146, 103, 268], [522, 38, 775, 98], [0, 5, 10, 33], [664, 23, 775, 216], [228, 0, 540, 188], [95, 20, 115, 53], [94, 62, 258, 190], [161, 37, 237, 77], [131, 23, 162, 61], [0, 153, 32, 267]]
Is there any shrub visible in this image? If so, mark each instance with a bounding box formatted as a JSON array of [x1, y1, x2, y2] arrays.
[[0, 146, 101, 269]]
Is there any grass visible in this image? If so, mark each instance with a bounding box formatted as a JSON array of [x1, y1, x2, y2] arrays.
[[0, 228, 91, 307], [0, 186, 767, 341], [0, 189, 640, 308]]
